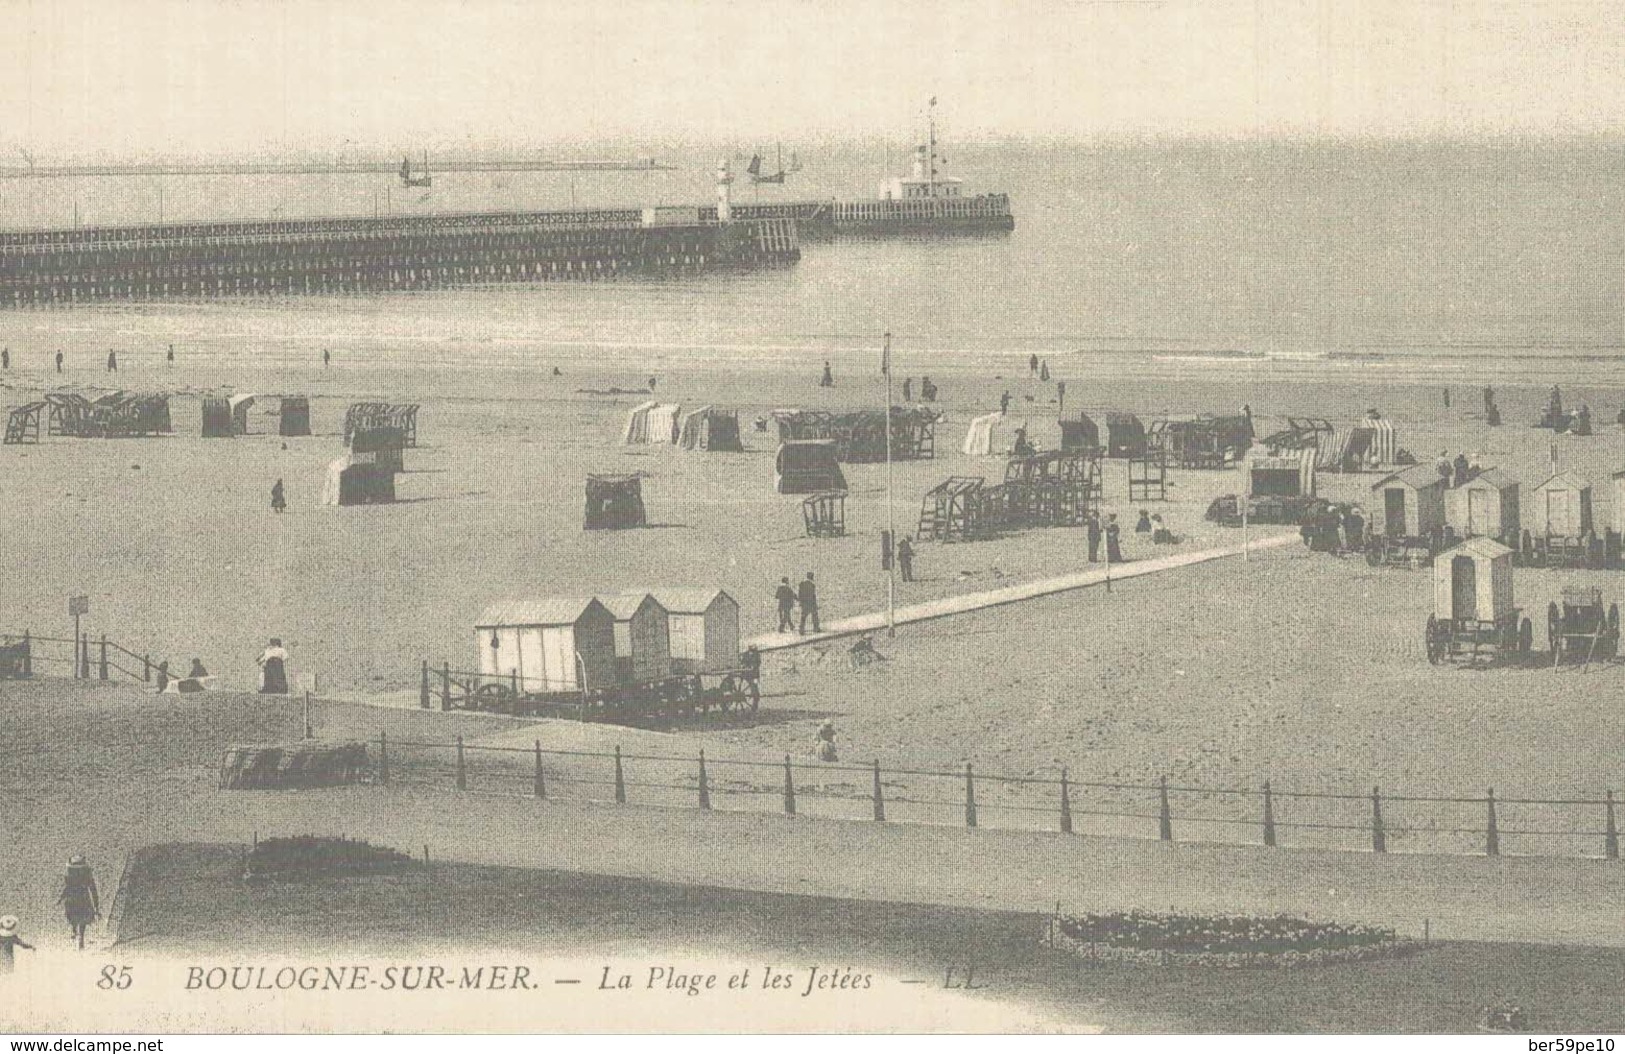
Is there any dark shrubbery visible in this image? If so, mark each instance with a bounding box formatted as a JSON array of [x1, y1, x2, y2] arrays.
[[245, 835, 417, 880], [1054, 910, 1419, 968]]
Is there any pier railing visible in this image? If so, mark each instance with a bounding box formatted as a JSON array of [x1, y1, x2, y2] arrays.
[[0, 629, 164, 685], [366, 732, 1625, 861]]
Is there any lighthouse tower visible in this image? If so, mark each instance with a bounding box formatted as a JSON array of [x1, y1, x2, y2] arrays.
[[716, 159, 734, 223]]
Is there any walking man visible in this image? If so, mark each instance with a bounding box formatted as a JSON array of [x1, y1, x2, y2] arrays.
[[1029, 353, 1039, 375], [167, 344, 175, 367], [1000, 390, 1011, 414], [897, 535, 915, 582], [106, 349, 117, 372], [322, 348, 331, 368], [55, 350, 63, 373], [271, 478, 287, 513], [902, 377, 912, 402], [57, 856, 99, 950], [1, 348, 8, 369], [775, 577, 797, 633], [1086, 511, 1101, 562], [797, 572, 821, 635], [820, 361, 834, 388]]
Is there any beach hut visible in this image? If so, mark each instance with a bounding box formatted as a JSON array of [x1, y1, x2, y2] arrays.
[[775, 441, 846, 494], [352, 425, 406, 473], [1059, 413, 1100, 452], [584, 474, 647, 529], [623, 401, 681, 444], [279, 397, 312, 437], [474, 597, 618, 695], [601, 593, 672, 684], [201, 397, 233, 438], [1105, 413, 1147, 458], [651, 589, 740, 674], [1532, 471, 1594, 539], [1434, 537, 1515, 624], [1370, 464, 1448, 538], [677, 406, 744, 452], [1244, 449, 1316, 498], [321, 454, 396, 506], [228, 394, 257, 435], [1445, 470, 1520, 541]]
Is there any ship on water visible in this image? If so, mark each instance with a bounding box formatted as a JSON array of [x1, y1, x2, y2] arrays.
[[711, 101, 1015, 238], [0, 168, 799, 307]]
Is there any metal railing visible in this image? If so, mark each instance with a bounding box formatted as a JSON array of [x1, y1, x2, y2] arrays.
[[367, 733, 1625, 861]]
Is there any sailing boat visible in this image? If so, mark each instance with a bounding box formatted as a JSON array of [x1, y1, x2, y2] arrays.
[[400, 152, 432, 188], [747, 143, 792, 184]]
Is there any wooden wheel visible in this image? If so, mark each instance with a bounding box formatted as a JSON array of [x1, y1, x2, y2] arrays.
[[472, 682, 513, 712]]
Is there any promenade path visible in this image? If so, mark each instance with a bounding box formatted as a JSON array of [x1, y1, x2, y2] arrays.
[[747, 530, 1301, 652]]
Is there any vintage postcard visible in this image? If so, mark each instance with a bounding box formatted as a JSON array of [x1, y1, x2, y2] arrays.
[[2, 0, 1623, 1040]]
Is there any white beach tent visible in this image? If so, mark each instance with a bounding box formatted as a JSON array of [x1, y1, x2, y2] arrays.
[[623, 401, 682, 444], [962, 411, 1014, 457], [228, 394, 257, 435]]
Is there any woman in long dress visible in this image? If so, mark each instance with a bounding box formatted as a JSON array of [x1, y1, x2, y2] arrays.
[[257, 639, 289, 695], [58, 856, 98, 949]]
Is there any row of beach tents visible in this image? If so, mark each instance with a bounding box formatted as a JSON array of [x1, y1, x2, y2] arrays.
[[623, 402, 743, 451]]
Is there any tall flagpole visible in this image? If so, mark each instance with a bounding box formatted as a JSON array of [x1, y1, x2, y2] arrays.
[[884, 331, 896, 638]]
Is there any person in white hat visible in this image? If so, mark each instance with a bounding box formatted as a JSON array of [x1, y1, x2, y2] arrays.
[[0, 916, 34, 973]]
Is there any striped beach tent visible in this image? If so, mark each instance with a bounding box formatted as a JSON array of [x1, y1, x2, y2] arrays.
[[1245, 448, 1316, 497], [1324, 415, 1398, 472]]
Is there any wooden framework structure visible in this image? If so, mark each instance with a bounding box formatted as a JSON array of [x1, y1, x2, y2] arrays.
[[1148, 415, 1254, 469], [1425, 538, 1530, 666], [1127, 450, 1168, 502], [801, 492, 847, 537], [1548, 587, 1620, 669], [772, 408, 940, 462], [3, 402, 44, 444], [917, 477, 986, 542], [201, 396, 233, 438], [344, 402, 419, 447]]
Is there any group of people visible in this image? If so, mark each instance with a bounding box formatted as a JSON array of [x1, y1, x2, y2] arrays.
[[0, 855, 103, 973], [774, 573, 822, 634], [1085, 511, 1126, 564], [1134, 508, 1177, 545], [898, 376, 938, 403], [149, 639, 289, 695], [0, 345, 185, 372]]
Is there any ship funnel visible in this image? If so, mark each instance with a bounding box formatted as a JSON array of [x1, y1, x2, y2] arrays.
[[716, 158, 734, 222]]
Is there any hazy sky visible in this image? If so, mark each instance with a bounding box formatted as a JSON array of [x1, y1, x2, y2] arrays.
[[2, 0, 1624, 157]]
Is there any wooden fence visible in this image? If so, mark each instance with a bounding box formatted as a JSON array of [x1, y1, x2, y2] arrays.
[[0, 630, 163, 684], [369, 733, 1625, 860]]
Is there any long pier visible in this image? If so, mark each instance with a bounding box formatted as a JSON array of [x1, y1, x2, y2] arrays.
[[0, 207, 799, 305], [0, 158, 676, 179]]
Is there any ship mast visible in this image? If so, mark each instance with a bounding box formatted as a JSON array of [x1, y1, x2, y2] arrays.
[[927, 97, 938, 196]]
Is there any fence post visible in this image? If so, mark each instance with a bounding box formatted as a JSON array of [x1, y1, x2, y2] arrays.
[[1608, 790, 1619, 860], [378, 731, 390, 784], [303, 691, 312, 740], [1485, 788, 1499, 857], [1371, 786, 1386, 853], [419, 661, 430, 709], [99, 635, 107, 681], [21, 630, 29, 677], [1059, 768, 1073, 835], [782, 755, 796, 815], [441, 662, 451, 711], [1262, 780, 1276, 847], [531, 740, 545, 798], [872, 760, 885, 822], [964, 763, 978, 828], [681, 748, 702, 812], [1158, 777, 1173, 841], [511, 668, 519, 700], [614, 746, 626, 803], [455, 735, 467, 791], [80, 633, 90, 678], [143, 654, 150, 683]]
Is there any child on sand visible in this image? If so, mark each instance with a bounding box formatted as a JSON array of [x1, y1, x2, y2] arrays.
[[0, 916, 35, 973]]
